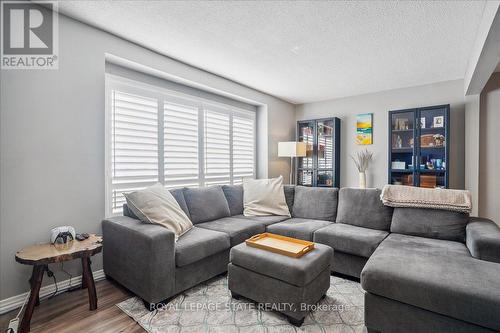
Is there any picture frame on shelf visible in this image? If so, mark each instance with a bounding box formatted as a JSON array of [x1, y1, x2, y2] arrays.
[[391, 161, 406, 170], [420, 117, 426, 129], [433, 116, 444, 128]]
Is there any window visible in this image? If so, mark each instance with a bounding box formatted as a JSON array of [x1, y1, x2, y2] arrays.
[[105, 76, 256, 215]]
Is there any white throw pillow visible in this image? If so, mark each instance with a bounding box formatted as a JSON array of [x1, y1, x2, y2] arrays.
[[124, 183, 193, 241], [243, 176, 291, 217]]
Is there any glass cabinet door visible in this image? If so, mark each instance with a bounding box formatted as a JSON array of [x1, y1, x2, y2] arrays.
[[297, 122, 314, 169], [297, 117, 340, 188], [297, 121, 314, 186], [418, 107, 447, 188], [316, 119, 334, 187], [389, 111, 416, 186]]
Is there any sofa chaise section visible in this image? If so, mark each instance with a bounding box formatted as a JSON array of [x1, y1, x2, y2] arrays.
[[362, 234, 500, 332], [361, 206, 500, 333]]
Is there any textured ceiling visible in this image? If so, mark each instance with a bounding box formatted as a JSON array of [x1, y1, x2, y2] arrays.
[[58, 1, 486, 104]]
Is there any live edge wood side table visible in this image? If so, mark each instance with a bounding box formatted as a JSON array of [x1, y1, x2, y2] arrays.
[[15, 234, 103, 333]]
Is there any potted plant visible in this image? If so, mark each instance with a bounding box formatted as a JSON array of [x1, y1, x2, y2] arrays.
[[350, 149, 373, 189]]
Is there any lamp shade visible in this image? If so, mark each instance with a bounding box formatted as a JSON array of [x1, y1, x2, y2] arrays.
[[278, 142, 307, 157]]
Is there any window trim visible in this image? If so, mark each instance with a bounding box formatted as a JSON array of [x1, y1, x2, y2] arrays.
[[105, 74, 256, 216]]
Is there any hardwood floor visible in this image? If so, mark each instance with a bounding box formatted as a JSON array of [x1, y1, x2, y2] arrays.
[[0, 279, 145, 333]]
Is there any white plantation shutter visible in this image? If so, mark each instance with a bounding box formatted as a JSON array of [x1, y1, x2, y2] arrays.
[[204, 108, 231, 186], [232, 113, 255, 184], [110, 90, 159, 213], [106, 76, 256, 216], [164, 100, 200, 189]]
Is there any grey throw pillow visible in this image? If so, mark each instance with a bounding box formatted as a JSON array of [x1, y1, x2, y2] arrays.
[[222, 185, 244, 216], [292, 186, 338, 221], [183, 186, 231, 224], [391, 207, 469, 242], [336, 188, 393, 230]]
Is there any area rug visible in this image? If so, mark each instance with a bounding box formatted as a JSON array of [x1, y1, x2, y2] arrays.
[[116, 274, 366, 333]]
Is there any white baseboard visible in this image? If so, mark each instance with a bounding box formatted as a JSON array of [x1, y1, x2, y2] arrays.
[[0, 269, 105, 315]]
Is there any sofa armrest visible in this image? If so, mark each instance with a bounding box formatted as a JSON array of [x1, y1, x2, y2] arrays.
[[466, 217, 500, 263], [102, 216, 176, 303]]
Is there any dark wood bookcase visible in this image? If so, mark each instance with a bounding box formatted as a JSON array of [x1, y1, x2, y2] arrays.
[[296, 117, 341, 187], [388, 105, 450, 188]]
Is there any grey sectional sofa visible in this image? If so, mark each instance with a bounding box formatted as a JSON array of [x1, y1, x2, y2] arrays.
[[102, 185, 500, 332]]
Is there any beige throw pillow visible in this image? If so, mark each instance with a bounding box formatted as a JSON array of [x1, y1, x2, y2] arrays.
[[243, 176, 291, 217], [124, 183, 193, 241]]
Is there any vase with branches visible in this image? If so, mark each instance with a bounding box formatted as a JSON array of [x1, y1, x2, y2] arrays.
[[350, 149, 373, 188]]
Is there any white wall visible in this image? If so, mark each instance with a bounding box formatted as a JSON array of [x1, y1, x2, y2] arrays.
[[0, 11, 295, 300], [295, 80, 466, 190], [465, 94, 480, 216], [479, 73, 500, 225]]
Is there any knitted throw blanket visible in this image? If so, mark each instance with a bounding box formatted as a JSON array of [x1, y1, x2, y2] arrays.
[[380, 185, 472, 213]]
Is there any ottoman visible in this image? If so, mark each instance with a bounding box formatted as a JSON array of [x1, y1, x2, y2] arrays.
[[228, 241, 333, 326]]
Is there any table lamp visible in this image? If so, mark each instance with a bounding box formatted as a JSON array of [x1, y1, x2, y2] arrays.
[[278, 142, 307, 184]]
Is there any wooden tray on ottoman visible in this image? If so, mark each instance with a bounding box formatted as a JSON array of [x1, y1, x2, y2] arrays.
[[245, 233, 314, 258]]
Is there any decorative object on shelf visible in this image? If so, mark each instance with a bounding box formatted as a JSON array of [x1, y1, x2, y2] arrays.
[[278, 141, 307, 185], [301, 126, 313, 137], [350, 149, 373, 189], [391, 161, 406, 170], [433, 116, 444, 128], [435, 159, 443, 170], [394, 135, 403, 148], [395, 118, 410, 130], [356, 113, 373, 145], [433, 134, 445, 146], [421, 133, 436, 147], [420, 117, 426, 129]]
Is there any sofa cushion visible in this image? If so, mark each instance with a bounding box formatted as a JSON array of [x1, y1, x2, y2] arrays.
[[391, 207, 469, 242], [292, 186, 338, 221], [233, 214, 290, 226], [314, 223, 388, 258], [169, 188, 191, 219], [222, 185, 244, 216], [230, 242, 332, 287], [183, 186, 231, 224], [283, 185, 295, 213], [175, 227, 230, 267], [361, 234, 500, 331], [196, 217, 265, 246], [266, 218, 331, 241], [336, 188, 393, 230], [466, 217, 500, 263]]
